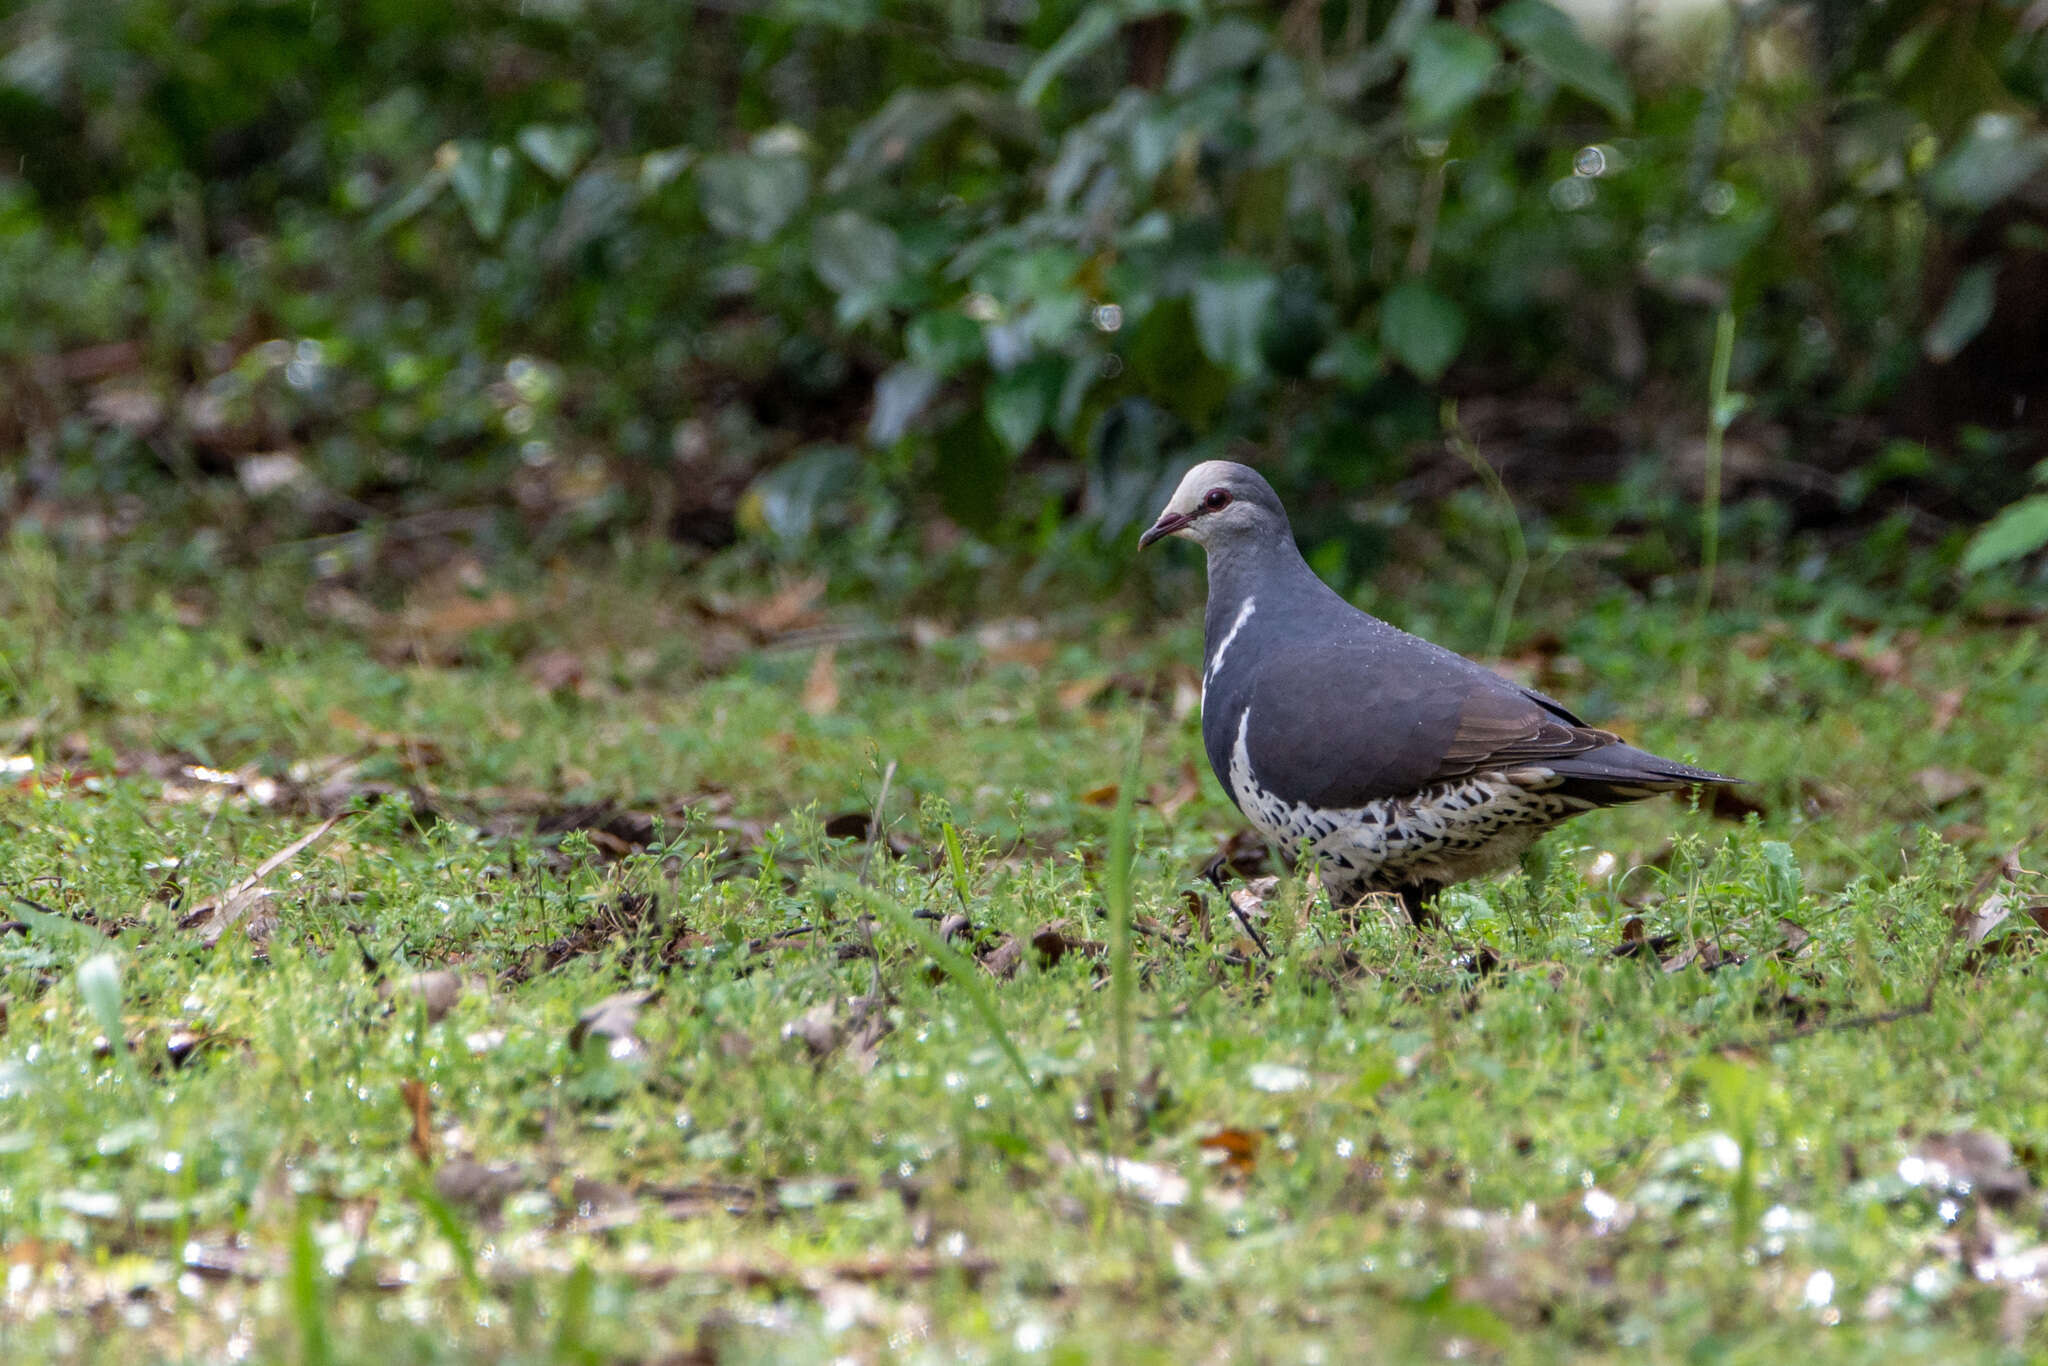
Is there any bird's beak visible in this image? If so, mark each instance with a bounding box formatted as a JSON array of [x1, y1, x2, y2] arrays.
[[1138, 510, 1193, 549]]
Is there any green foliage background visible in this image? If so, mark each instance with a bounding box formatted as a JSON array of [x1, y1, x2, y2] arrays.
[[3, 0, 2046, 594]]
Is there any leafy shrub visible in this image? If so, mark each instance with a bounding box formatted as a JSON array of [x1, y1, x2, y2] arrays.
[[1, 1, 2045, 591]]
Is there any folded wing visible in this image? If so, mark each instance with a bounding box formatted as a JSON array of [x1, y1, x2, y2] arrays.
[[1234, 640, 1735, 809]]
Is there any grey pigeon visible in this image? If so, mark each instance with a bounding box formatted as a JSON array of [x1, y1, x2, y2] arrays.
[[1140, 461, 1741, 922]]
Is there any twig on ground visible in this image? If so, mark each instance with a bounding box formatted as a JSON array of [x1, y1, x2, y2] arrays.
[[196, 811, 354, 948]]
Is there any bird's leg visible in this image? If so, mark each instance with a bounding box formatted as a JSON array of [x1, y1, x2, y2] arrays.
[[1394, 883, 1442, 929]]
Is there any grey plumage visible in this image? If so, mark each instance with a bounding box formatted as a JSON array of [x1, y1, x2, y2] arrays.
[[1140, 460, 1741, 921]]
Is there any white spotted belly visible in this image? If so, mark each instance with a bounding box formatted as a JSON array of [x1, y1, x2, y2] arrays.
[[1225, 709, 1592, 901]]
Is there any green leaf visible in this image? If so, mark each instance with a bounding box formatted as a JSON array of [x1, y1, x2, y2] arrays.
[[1962, 495, 2048, 573], [516, 124, 594, 182], [544, 166, 636, 263], [364, 165, 450, 239], [449, 143, 513, 240], [639, 147, 694, 194], [1191, 261, 1279, 379], [76, 953, 124, 1050], [1379, 279, 1467, 381], [810, 209, 901, 296], [830, 86, 1038, 193], [746, 445, 860, 542], [985, 359, 1063, 454], [1924, 261, 1997, 364], [1928, 116, 2048, 212], [1166, 18, 1270, 94], [696, 153, 809, 241], [290, 1211, 333, 1366], [1019, 5, 1125, 107], [550, 1263, 597, 1364], [410, 1175, 482, 1294], [942, 821, 973, 907], [1492, 0, 1631, 122], [868, 365, 940, 445], [907, 311, 985, 377], [1404, 21, 1500, 129], [1310, 332, 1383, 390], [1407, 1281, 1514, 1349]]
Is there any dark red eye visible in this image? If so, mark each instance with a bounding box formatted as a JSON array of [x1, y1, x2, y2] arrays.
[[1202, 487, 1232, 511]]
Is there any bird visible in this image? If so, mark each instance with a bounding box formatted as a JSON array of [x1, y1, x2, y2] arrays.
[[1139, 460, 1742, 924]]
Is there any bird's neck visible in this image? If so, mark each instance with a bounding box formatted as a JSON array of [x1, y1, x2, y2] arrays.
[[1203, 534, 1324, 643]]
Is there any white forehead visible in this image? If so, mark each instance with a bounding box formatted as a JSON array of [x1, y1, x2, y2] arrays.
[[1168, 460, 1243, 508]]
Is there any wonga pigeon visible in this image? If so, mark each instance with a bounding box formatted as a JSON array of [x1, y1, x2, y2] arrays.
[[1139, 461, 1741, 922]]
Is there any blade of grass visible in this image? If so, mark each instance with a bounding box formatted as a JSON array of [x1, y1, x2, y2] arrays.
[[551, 1260, 598, 1365], [942, 819, 973, 909], [870, 873, 1035, 1091], [1441, 399, 1528, 660], [411, 1176, 483, 1297], [855, 759, 898, 999], [1103, 723, 1143, 1085], [289, 1208, 334, 1366], [1689, 308, 1741, 691]]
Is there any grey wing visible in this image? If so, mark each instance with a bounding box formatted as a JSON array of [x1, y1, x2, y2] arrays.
[[1237, 643, 1632, 808]]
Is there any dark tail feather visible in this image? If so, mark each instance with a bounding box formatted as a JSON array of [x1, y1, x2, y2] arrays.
[[1545, 741, 1743, 806]]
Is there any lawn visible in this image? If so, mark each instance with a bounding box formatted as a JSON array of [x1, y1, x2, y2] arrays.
[[2, 540, 2045, 1364]]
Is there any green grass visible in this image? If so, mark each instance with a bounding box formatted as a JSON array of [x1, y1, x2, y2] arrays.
[[2, 543, 2047, 1364]]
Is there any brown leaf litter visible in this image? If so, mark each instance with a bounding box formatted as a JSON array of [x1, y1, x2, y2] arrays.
[[568, 988, 658, 1058], [781, 994, 893, 1071]]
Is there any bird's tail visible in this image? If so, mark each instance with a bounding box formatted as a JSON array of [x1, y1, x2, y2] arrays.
[[1540, 741, 1743, 806]]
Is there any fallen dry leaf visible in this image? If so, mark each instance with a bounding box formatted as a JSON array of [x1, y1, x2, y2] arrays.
[[1030, 925, 1104, 969], [1056, 677, 1109, 711], [393, 970, 465, 1023], [1913, 766, 1983, 808], [977, 924, 1106, 980], [1660, 938, 1743, 974], [325, 708, 448, 768], [400, 1079, 434, 1164], [1200, 829, 1287, 886], [522, 649, 588, 696], [1079, 783, 1120, 808], [87, 385, 165, 433], [1929, 687, 1966, 736], [569, 988, 658, 1058], [981, 937, 1025, 979], [783, 1002, 843, 1057], [1906, 1130, 2031, 1209], [803, 645, 840, 717], [1820, 632, 1912, 684], [1959, 893, 2048, 963], [1147, 763, 1202, 820], [1962, 892, 2015, 946], [739, 575, 827, 637], [399, 590, 520, 643], [1228, 876, 1280, 924], [1774, 917, 1813, 958], [433, 1159, 529, 1224], [975, 618, 1053, 668], [1197, 1128, 1262, 1175]]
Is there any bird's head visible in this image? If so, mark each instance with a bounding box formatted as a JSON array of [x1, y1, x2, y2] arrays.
[[1137, 460, 1289, 552]]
